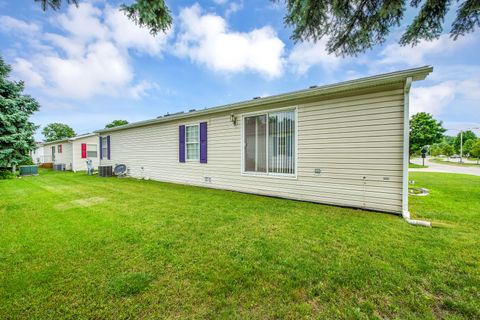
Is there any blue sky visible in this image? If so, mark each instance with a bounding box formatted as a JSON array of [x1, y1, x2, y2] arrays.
[[1, 0, 479, 140]]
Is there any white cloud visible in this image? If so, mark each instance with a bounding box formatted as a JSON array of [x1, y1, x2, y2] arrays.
[[12, 58, 45, 87], [0, 15, 41, 34], [174, 4, 285, 78], [410, 79, 480, 116], [212, 0, 228, 4], [54, 3, 109, 41], [225, 2, 243, 17], [128, 80, 158, 99], [288, 40, 342, 75], [410, 82, 456, 116], [0, 3, 169, 100], [379, 33, 476, 66], [42, 41, 134, 99], [104, 6, 171, 56]]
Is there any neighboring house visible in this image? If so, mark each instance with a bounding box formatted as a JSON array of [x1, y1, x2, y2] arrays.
[[30, 142, 46, 164], [95, 67, 432, 215], [42, 133, 100, 172]]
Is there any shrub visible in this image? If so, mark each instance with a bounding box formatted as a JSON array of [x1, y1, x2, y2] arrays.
[[0, 169, 15, 180], [19, 157, 34, 166]]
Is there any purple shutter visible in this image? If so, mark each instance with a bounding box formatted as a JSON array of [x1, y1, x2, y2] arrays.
[[200, 122, 207, 163], [179, 125, 185, 163], [99, 136, 103, 159], [107, 135, 111, 160]]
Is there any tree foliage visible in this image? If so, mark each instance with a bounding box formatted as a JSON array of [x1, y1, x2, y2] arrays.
[[35, 0, 172, 35], [454, 130, 477, 153], [105, 120, 129, 129], [35, 0, 479, 56], [280, 0, 480, 56], [0, 56, 40, 169], [462, 138, 475, 156], [442, 143, 455, 157], [470, 139, 480, 163], [409, 112, 446, 155], [42, 123, 76, 142]]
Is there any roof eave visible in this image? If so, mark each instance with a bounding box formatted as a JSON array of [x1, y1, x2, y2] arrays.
[[95, 66, 433, 134]]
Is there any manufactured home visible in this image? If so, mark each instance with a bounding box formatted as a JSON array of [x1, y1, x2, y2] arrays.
[[42, 133, 100, 172], [96, 67, 432, 215], [30, 142, 46, 164]]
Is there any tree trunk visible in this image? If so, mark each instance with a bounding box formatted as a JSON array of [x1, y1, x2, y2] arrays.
[[12, 165, 16, 174]]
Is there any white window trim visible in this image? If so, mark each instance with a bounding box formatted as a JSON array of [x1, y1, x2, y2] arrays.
[[185, 123, 200, 162], [241, 106, 298, 179]]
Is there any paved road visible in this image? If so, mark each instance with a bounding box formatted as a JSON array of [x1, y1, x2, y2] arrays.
[[410, 157, 480, 176]]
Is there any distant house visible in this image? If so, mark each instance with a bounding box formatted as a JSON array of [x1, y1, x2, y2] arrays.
[[95, 67, 432, 215], [42, 133, 99, 172], [30, 142, 45, 164]]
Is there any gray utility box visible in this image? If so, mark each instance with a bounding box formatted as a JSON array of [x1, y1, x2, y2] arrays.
[[19, 165, 39, 176], [98, 165, 113, 177], [53, 164, 66, 171]]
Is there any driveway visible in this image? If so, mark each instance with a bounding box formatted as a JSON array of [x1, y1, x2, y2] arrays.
[[410, 157, 480, 176]]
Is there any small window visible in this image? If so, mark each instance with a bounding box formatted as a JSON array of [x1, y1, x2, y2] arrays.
[[87, 144, 97, 158], [101, 137, 108, 158], [58, 145, 62, 153], [186, 124, 199, 161]]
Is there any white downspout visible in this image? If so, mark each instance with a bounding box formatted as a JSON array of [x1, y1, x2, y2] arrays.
[[402, 77, 431, 227]]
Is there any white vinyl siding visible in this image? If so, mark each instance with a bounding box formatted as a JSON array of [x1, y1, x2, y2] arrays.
[[99, 84, 406, 213], [72, 136, 100, 172], [186, 124, 199, 161]]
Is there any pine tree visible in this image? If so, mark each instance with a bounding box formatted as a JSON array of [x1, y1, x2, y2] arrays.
[[0, 56, 40, 172]]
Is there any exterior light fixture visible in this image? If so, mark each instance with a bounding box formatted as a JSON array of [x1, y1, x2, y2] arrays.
[[230, 114, 238, 126]]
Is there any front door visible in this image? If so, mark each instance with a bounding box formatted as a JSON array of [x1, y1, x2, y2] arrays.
[[51, 146, 55, 162]]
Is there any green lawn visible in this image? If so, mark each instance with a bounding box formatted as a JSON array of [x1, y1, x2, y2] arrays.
[[409, 162, 428, 168], [1, 170, 479, 319], [431, 158, 480, 167]]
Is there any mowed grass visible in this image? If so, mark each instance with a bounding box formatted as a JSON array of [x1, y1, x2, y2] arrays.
[[0, 170, 479, 319], [431, 158, 480, 167], [409, 162, 428, 168]]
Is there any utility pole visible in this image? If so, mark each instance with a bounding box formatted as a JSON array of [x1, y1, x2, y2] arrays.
[[448, 127, 480, 164], [460, 131, 463, 163]]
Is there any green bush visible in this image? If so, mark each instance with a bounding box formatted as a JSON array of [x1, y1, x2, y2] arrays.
[[18, 158, 34, 166], [0, 169, 15, 180]]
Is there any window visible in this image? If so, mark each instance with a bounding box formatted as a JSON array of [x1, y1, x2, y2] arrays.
[[58, 145, 62, 153], [186, 124, 199, 161], [244, 109, 296, 175], [87, 144, 97, 158], [101, 137, 108, 158]]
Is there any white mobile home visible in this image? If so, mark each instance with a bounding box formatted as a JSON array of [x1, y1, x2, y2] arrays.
[[30, 142, 46, 164], [96, 67, 432, 215], [42, 133, 100, 172]]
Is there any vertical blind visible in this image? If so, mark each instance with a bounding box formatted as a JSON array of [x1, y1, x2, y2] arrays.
[[244, 109, 295, 175], [268, 110, 295, 174]]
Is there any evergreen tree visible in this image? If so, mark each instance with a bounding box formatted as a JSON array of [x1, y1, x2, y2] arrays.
[[0, 56, 40, 171], [35, 0, 479, 56]]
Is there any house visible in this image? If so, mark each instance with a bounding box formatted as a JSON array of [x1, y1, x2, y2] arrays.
[[42, 133, 100, 172], [30, 142, 46, 164], [95, 66, 433, 216]]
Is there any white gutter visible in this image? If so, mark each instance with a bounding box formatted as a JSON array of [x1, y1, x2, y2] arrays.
[[402, 77, 431, 227]]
